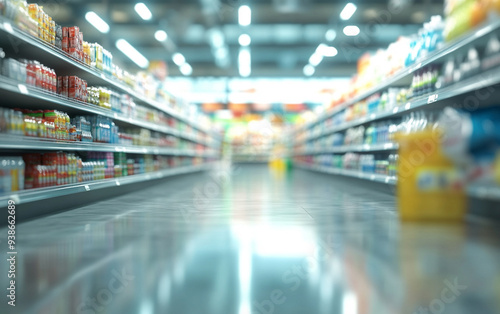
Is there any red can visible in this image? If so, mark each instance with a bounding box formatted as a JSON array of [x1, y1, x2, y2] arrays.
[[68, 26, 79, 38], [68, 76, 77, 88], [62, 37, 68, 49], [62, 27, 68, 38], [68, 37, 78, 49]]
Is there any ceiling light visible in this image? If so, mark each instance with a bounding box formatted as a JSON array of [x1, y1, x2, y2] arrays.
[[239, 47, 251, 77], [115, 39, 149, 69], [238, 34, 251, 46], [316, 44, 338, 57], [309, 52, 323, 66], [180, 63, 193, 76], [85, 12, 110, 33], [208, 28, 225, 48], [172, 53, 186, 66], [154, 30, 167, 42], [215, 47, 228, 59], [325, 29, 337, 42], [134, 3, 152, 20], [340, 3, 357, 21], [303, 65, 315, 77], [238, 5, 251, 26], [343, 25, 360, 36]]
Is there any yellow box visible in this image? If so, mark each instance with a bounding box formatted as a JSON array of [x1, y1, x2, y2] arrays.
[[395, 129, 467, 221]]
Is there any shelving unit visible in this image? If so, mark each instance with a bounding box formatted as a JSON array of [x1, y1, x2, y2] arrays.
[[0, 17, 218, 138], [293, 143, 398, 156], [291, 19, 500, 203], [0, 163, 211, 206], [293, 18, 500, 135], [0, 136, 217, 157], [0, 15, 221, 215]]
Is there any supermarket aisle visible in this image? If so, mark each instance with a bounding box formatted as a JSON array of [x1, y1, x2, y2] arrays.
[[1, 164, 500, 314]]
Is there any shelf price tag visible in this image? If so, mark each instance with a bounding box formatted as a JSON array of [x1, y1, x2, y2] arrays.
[[115, 180, 121, 186], [18, 84, 28, 95], [84, 185, 90, 191], [427, 94, 439, 104]]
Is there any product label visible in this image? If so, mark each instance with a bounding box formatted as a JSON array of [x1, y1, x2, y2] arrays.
[[416, 168, 464, 192]]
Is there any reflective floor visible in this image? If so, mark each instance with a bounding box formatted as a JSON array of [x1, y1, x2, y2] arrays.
[[1, 163, 500, 314]]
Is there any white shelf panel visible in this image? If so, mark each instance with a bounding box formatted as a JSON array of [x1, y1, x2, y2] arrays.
[[293, 143, 398, 155]]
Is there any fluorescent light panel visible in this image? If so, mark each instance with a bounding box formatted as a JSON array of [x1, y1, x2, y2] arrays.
[[172, 53, 186, 66], [238, 5, 251, 26], [239, 34, 251, 46], [154, 30, 167, 42], [115, 39, 149, 69], [239, 48, 251, 77], [343, 25, 360, 36], [180, 63, 192, 76], [303, 65, 315, 77], [85, 11, 110, 33], [340, 3, 357, 21], [135, 3, 152, 20], [317, 44, 338, 57], [309, 52, 323, 66]]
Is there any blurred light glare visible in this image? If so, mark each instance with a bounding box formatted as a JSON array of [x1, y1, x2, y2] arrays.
[[134, 3, 152, 20], [343, 25, 360, 36], [303, 65, 315, 76], [325, 29, 337, 41], [239, 5, 252, 26], [239, 34, 251, 46], [172, 53, 186, 66], [154, 30, 167, 42], [317, 44, 338, 57], [309, 53, 323, 66], [180, 63, 193, 76], [115, 39, 149, 69], [342, 292, 358, 314], [85, 12, 110, 33], [340, 3, 357, 20], [239, 48, 251, 77]]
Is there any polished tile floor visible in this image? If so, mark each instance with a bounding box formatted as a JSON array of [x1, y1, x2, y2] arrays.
[[1, 163, 500, 314]]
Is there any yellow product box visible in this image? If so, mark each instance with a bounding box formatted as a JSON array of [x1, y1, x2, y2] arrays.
[[395, 129, 467, 221]]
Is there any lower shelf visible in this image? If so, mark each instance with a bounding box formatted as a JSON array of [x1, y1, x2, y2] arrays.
[[296, 163, 500, 201], [0, 163, 211, 206], [295, 163, 397, 185]]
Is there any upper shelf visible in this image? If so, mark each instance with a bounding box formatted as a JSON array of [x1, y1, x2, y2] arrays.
[[0, 75, 219, 148], [295, 66, 500, 144], [294, 18, 500, 134], [0, 17, 217, 137]]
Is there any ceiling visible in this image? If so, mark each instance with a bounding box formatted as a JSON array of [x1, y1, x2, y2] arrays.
[[44, 0, 444, 78]]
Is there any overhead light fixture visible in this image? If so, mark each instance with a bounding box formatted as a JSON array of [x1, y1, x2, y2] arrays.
[[238, 5, 251, 26], [316, 43, 338, 57], [154, 30, 167, 42], [85, 11, 110, 33], [325, 29, 337, 42], [180, 63, 193, 76], [340, 3, 357, 21], [343, 25, 360, 36], [172, 53, 186, 66], [239, 47, 251, 77], [134, 3, 152, 20], [238, 34, 251, 46], [309, 52, 323, 67], [303, 65, 315, 77], [115, 39, 149, 69]]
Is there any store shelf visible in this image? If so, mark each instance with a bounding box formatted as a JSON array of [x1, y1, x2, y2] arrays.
[[0, 75, 218, 148], [0, 136, 217, 157], [296, 67, 500, 144], [467, 184, 500, 201], [295, 163, 397, 185], [0, 163, 211, 206], [294, 19, 500, 134], [0, 17, 218, 138], [293, 143, 398, 155]]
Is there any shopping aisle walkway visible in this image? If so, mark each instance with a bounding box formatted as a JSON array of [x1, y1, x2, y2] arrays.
[[1, 164, 500, 314]]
